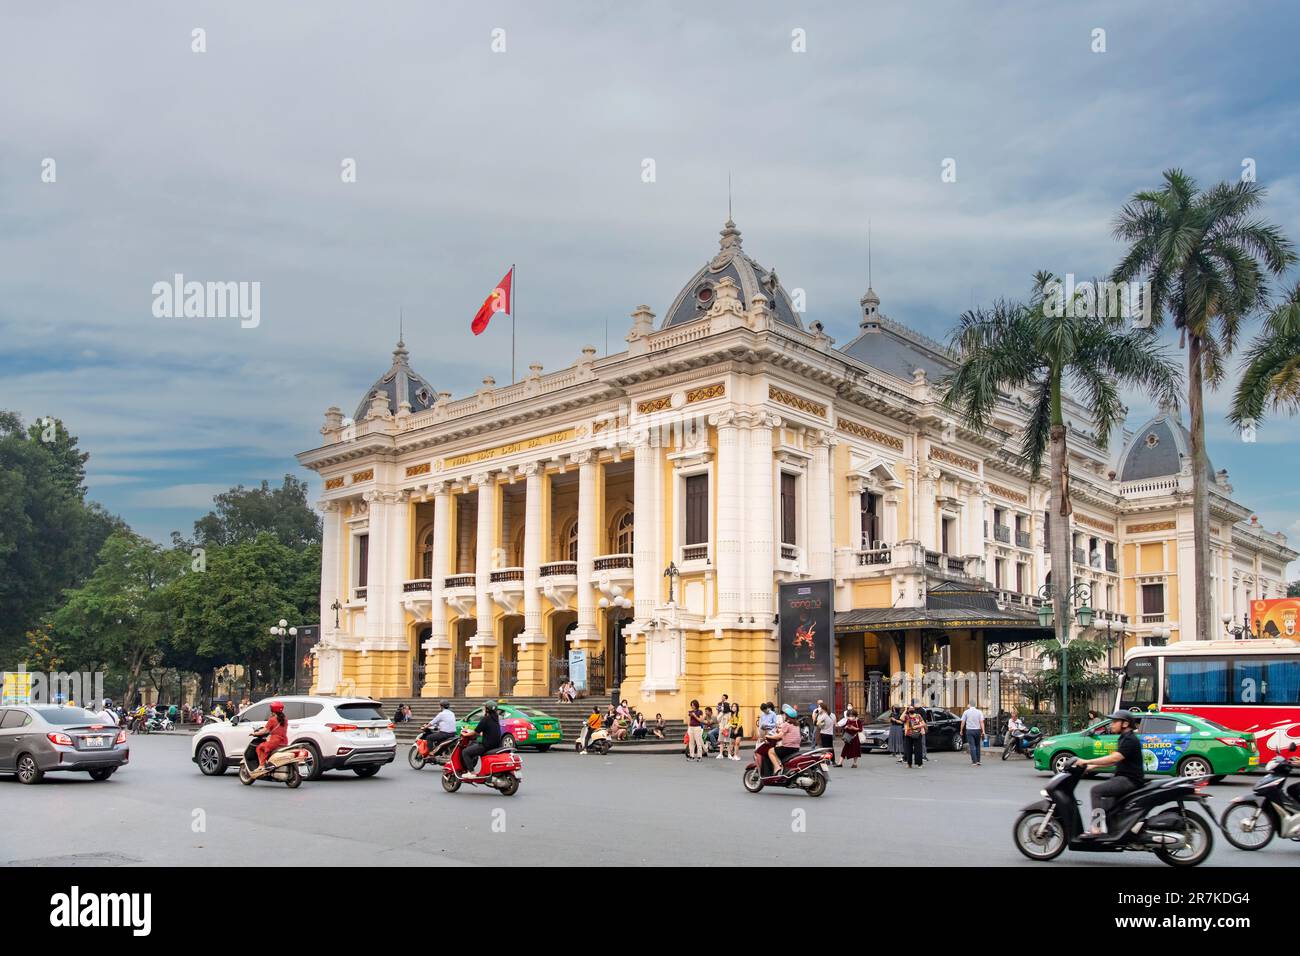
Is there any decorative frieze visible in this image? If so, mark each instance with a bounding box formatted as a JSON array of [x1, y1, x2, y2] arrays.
[[1126, 520, 1176, 534], [404, 462, 431, 478], [1075, 513, 1116, 534], [768, 385, 827, 418], [635, 381, 726, 415], [441, 427, 576, 471], [987, 482, 1028, 505], [836, 417, 905, 452], [350, 468, 374, 483], [686, 382, 725, 404], [324, 476, 344, 490], [929, 447, 980, 472]]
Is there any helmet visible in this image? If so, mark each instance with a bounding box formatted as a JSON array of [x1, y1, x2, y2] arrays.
[[269, 701, 285, 714], [782, 704, 798, 720], [484, 700, 498, 713]]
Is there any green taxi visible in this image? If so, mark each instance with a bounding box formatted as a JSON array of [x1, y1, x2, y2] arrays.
[[1033, 710, 1259, 778], [456, 702, 563, 751]]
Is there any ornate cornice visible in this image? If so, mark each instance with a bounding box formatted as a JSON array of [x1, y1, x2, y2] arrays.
[[768, 385, 827, 418], [836, 416, 905, 452]]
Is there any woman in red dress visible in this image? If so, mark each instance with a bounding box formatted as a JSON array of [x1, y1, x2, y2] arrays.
[[835, 707, 863, 768]]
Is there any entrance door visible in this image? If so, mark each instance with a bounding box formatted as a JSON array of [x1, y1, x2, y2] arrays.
[[412, 626, 431, 696]]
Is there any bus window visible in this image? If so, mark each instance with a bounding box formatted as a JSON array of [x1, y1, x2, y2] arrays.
[[1165, 657, 1230, 705], [1119, 657, 1157, 711], [1234, 657, 1300, 704]]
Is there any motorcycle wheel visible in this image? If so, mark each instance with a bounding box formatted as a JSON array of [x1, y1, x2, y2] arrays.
[[805, 770, 828, 797], [1155, 810, 1214, 867], [408, 746, 427, 771], [594, 739, 611, 755], [1013, 809, 1066, 861], [498, 773, 520, 796], [1000, 747, 1011, 761], [284, 765, 302, 789], [238, 763, 254, 786], [1220, 802, 1275, 851], [441, 772, 461, 793], [742, 767, 764, 793]]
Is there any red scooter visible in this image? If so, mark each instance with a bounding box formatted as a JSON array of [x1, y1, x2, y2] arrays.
[[441, 729, 522, 796], [744, 737, 832, 796]]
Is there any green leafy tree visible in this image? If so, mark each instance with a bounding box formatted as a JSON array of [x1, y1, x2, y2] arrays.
[[185, 475, 321, 551], [1111, 171, 1296, 641], [1230, 282, 1300, 431], [49, 531, 187, 705], [1036, 636, 1121, 723], [942, 273, 1181, 653]]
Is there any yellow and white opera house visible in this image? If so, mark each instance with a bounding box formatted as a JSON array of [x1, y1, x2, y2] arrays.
[[296, 220, 1297, 717]]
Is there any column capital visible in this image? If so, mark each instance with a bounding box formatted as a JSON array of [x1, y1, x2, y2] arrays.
[[570, 449, 597, 468], [425, 480, 452, 498], [318, 499, 342, 513], [752, 411, 784, 431], [519, 460, 543, 479], [810, 428, 837, 450], [708, 409, 741, 429], [470, 470, 495, 488]]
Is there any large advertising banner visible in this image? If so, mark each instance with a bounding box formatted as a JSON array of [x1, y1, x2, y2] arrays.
[[778, 579, 834, 713], [1251, 598, 1300, 640], [294, 625, 321, 694]]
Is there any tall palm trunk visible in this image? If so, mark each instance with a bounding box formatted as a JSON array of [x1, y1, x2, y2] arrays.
[[1187, 335, 1213, 642], [1048, 383, 1074, 729]]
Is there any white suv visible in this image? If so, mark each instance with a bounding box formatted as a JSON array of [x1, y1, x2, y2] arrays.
[[191, 696, 396, 780]]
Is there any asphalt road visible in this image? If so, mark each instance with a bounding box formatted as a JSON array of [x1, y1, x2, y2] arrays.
[[1, 735, 1292, 867]]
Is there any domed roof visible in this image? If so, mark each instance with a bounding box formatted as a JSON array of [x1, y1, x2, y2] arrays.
[[354, 339, 437, 421], [660, 219, 804, 330], [1116, 403, 1215, 483]]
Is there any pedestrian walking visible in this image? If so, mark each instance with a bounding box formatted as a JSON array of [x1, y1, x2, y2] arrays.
[[835, 708, 862, 768], [815, 701, 836, 752], [901, 705, 927, 768], [887, 705, 905, 762], [960, 700, 986, 766], [687, 699, 705, 760]]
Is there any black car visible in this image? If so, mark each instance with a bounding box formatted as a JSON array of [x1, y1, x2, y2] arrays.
[[859, 707, 966, 753]]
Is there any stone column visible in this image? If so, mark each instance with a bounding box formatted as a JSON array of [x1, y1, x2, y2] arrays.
[[918, 466, 939, 551], [362, 490, 390, 644], [420, 482, 453, 697], [513, 462, 548, 695], [468, 471, 499, 695], [319, 500, 342, 639], [747, 413, 780, 620], [808, 429, 835, 579], [711, 410, 743, 623], [572, 450, 600, 644], [389, 489, 411, 646], [632, 431, 659, 621]]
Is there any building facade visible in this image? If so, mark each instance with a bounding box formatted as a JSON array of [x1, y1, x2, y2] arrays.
[[296, 220, 1297, 717]]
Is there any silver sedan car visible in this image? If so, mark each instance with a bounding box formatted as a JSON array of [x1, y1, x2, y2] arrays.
[[0, 705, 130, 783]]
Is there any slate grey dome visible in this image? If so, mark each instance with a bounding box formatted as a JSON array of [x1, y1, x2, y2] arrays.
[[354, 338, 438, 421], [1116, 404, 1215, 482], [660, 219, 804, 330]]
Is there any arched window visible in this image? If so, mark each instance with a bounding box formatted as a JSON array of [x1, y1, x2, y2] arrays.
[[420, 529, 434, 579], [564, 519, 579, 563], [612, 510, 634, 554]]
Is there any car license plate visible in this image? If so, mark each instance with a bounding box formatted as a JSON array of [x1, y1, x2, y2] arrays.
[[366, 727, 378, 738], [538, 733, 560, 740], [84, 737, 106, 748]]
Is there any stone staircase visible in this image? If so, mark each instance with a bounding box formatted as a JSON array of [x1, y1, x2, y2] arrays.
[[380, 696, 690, 749]]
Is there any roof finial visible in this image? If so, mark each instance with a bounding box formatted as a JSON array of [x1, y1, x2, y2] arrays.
[[728, 171, 732, 221], [398, 306, 405, 348], [868, 217, 873, 288]]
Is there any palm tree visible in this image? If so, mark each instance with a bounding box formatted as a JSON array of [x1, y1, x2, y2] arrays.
[[1231, 282, 1300, 430], [1111, 170, 1295, 642], [942, 272, 1181, 730]]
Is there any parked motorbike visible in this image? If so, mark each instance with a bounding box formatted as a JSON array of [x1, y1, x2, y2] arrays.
[[1220, 743, 1300, 850], [441, 730, 522, 795], [1012, 756, 1214, 867], [238, 732, 310, 788], [408, 726, 457, 770], [743, 737, 832, 796], [582, 726, 614, 755], [1001, 726, 1043, 761]]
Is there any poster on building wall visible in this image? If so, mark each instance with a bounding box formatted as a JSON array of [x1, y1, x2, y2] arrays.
[[294, 625, 320, 694], [1251, 599, 1300, 640], [569, 649, 588, 692], [778, 579, 834, 713]]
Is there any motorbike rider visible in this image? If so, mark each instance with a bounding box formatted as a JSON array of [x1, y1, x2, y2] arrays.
[[766, 704, 803, 776], [461, 701, 504, 774], [255, 701, 290, 770], [419, 700, 457, 751], [1074, 709, 1145, 835]]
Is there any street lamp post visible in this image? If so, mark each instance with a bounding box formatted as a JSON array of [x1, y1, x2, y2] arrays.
[[269, 619, 298, 693], [1037, 582, 1093, 734], [663, 562, 680, 605], [1222, 612, 1252, 640]]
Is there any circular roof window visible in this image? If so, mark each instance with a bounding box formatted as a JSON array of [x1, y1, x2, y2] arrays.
[[696, 285, 713, 302]]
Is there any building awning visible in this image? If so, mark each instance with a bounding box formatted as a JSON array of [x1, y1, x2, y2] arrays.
[[835, 581, 1050, 641]]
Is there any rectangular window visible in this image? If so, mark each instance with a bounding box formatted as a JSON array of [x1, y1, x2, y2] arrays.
[[941, 516, 955, 555], [1043, 510, 1050, 549], [1016, 562, 1026, 593], [684, 474, 709, 546], [780, 473, 797, 546], [861, 492, 881, 547], [357, 533, 369, 587], [1119, 657, 1157, 711], [1233, 657, 1300, 705], [1165, 657, 1230, 705], [1141, 583, 1164, 615]]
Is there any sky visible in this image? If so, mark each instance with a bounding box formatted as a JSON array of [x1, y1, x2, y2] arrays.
[[1, 0, 1298, 576]]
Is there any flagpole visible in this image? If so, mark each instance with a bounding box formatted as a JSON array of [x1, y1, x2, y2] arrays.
[[511, 263, 517, 383]]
